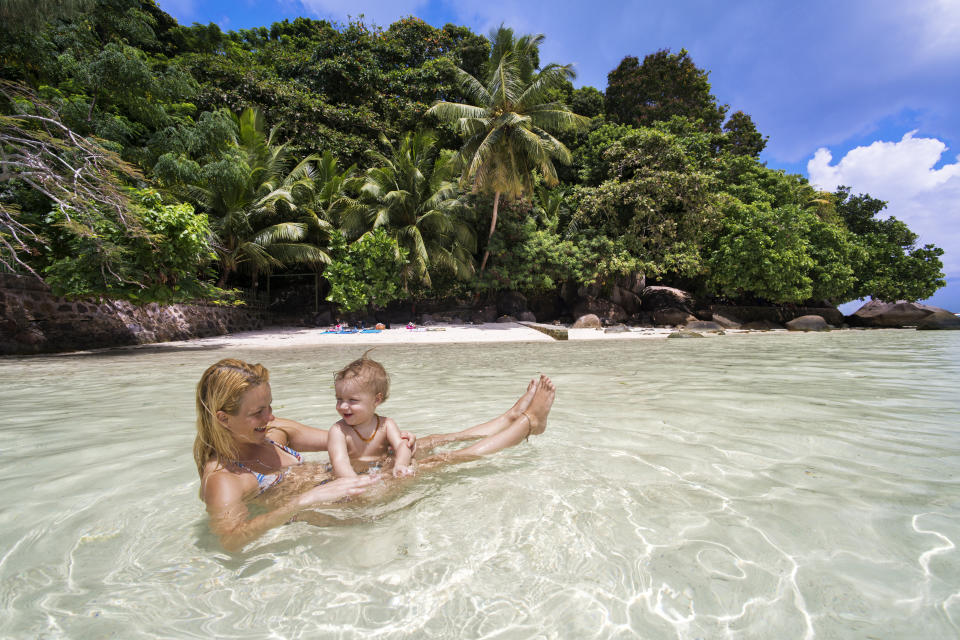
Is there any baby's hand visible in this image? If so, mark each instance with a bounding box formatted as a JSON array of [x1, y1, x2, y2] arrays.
[[399, 431, 417, 452], [393, 464, 415, 478]]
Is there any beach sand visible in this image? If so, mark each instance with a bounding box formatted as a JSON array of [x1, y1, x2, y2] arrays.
[[137, 322, 693, 351]]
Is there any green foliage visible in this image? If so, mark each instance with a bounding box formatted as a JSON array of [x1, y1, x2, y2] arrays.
[[571, 127, 718, 279], [721, 110, 767, 157], [834, 187, 944, 301], [43, 188, 217, 302], [349, 130, 476, 289], [324, 228, 406, 313], [605, 49, 728, 133]]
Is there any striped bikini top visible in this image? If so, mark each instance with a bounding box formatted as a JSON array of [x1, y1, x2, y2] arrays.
[[234, 439, 303, 494]]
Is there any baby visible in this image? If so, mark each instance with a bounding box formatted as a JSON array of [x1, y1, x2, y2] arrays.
[[327, 352, 415, 478]]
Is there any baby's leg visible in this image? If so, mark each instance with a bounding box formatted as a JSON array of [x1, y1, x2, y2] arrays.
[[419, 376, 555, 468], [417, 377, 540, 452]]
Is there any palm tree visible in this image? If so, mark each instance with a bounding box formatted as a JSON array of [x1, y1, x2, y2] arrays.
[[345, 130, 476, 289], [426, 28, 588, 274], [187, 108, 330, 287]]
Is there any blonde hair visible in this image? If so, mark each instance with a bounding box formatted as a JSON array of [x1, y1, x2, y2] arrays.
[[194, 358, 270, 479], [334, 349, 389, 401]]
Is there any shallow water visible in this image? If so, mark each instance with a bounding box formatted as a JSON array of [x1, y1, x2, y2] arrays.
[[1, 330, 958, 639]]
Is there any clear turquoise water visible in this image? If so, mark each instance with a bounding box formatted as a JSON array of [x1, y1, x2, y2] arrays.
[[0, 330, 958, 638]]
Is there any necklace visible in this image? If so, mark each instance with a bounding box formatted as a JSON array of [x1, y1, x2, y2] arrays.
[[239, 443, 279, 469], [351, 415, 381, 442]]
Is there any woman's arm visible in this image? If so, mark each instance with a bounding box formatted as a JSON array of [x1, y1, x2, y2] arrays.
[[327, 424, 358, 478], [204, 470, 372, 552], [269, 417, 329, 452], [385, 419, 414, 476]]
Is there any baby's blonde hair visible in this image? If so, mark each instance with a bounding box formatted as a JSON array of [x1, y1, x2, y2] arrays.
[[334, 349, 389, 401]]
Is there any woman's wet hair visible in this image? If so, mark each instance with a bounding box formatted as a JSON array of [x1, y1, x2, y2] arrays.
[[194, 358, 270, 479], [334, 348, 389, 401]]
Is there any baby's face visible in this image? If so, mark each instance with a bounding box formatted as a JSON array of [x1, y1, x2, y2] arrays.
[[334, 379, 381, 426]]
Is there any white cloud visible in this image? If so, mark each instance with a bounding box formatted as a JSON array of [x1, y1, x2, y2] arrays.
[[807, 132, 960, 276]]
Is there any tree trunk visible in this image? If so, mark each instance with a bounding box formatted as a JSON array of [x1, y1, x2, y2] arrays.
[[478, 191, 501, 275]]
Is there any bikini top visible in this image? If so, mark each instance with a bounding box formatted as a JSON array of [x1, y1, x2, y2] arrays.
[[234, 439, 303, 494]]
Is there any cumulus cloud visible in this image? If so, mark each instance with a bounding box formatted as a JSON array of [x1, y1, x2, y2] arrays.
[[808, 132, 960, 276]]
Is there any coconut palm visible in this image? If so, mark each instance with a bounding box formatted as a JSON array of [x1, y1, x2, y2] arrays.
[[426, 28, 588, 274], [345, 130, 476, 289], [187, 107, 330, 286]]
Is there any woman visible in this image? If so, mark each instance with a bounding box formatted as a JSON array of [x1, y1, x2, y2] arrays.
[[195, 358, 554, 551]]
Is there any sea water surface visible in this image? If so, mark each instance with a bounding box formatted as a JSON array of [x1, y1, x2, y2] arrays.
[[0, 330, 958, 639]]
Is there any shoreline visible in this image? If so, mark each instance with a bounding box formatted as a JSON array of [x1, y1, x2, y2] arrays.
[[89, 321, 852, 353]]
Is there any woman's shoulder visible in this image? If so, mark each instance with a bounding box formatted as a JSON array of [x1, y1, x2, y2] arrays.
[[202, 459, 250, 501]]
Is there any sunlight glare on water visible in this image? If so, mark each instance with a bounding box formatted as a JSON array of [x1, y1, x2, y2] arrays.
[[0, 330, 958, 638]]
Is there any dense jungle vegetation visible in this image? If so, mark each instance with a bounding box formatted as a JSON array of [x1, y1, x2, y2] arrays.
[[0, 0, 945, 313]]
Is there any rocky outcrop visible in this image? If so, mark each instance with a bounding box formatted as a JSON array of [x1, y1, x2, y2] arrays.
[[642, 286, 694, 313], [786, 315, 831, 331], [0, 273, 269, 355], [653, 308, 697, 326], [668, 330, 704, 338], [573, 298, 628, 324], [916, 310, 960, 330], [497, 291, 528, 317], [846, 300, 948, 327]]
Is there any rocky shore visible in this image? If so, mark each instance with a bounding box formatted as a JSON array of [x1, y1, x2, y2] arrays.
[[1, 273, 956, 356]]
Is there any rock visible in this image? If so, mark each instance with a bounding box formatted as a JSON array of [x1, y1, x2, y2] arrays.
[[653, 308, 697, 326], [641, 286, 694, 312], [742, 320, 785, 330], [496, 315, 517, 323], [609, 285, 642, 314], [685, 320, 724, 332], [668, 330, 704, 338], [573, 313, 602, 329], [573, 297, 628, 324], [846, 300, 947, 327], [917, 310, 960, 330], [497, 291, 528, 317], [786, 315, 831, 331], [711, 313, 742, 329], [604, 324, 630, 333], [628, 311, 654, 326], [518, 311, 537, 322], [615, 272, 646, 295]]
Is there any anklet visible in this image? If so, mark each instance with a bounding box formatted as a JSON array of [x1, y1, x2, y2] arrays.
[[520, 411, 532, 441]]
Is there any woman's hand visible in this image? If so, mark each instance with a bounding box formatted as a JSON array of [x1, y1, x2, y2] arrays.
[[296, 475, 377, 508]]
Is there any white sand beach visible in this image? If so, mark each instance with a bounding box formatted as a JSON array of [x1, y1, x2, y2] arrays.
[[142, 321, 689, 350]]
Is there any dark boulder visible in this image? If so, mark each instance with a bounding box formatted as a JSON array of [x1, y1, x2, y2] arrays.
[[786, 315, 831, 332], [668, 330, 704, 339], [641, 286, 694, 312], [917, 310, 960, 330], [846, 300, 947, 327], [653, 308, 697, 326], [573, 297, 628, 324]]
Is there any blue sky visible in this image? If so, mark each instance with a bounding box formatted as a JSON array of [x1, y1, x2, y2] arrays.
[[157, 0, 960, 312]]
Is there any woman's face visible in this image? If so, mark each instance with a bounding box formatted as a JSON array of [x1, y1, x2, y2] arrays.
[[217, 382, 274, 444]]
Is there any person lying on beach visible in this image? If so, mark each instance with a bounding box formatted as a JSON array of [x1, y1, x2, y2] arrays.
[[195, 358, 554, 551], [327, 353, 415, 478]]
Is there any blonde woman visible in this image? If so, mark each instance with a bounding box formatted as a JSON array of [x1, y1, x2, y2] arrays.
[[195, 358, 554, 551]]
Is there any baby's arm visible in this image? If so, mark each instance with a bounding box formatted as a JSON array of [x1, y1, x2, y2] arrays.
[[385, 418, 414, 476], [327, 424, 358, 478]]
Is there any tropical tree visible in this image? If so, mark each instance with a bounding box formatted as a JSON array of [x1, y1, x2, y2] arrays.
[[346, 130, 476, 289], [426, 28, 589, 274], [183, 107, 329, 286]]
